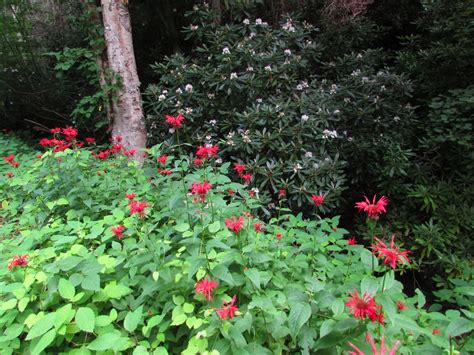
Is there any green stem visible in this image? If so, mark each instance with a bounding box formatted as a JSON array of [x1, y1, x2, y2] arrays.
[[175, 130, 192, 226]]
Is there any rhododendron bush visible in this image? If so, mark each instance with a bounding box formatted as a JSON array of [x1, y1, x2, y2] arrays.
[[0, 132, 472, 354]]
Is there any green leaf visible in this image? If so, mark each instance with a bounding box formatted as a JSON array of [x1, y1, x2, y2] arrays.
[[331, 299, 344, 316], [288, 302, 312, 338], [87, 333, 122, 351], [103, 281, 132, 299], [212, 264, 235, 286], [82, 273, 100, 291], [208, 221, 221, 233], [360, 276, 379, 296], [360, 249, 378, 269], [76, 307, 95, 333], [26, 312, 57, 340], [153, 347, 169, 355], [187, 256, 206, 280], [415, 288, 426, 308], [175, 223, 190, 232], [446, 318, 474, 337], [58, 278, 76, 300], [314, 330, 344, 350], [244, 268, 261, 289], [124, 306, 143, 333], [30, 329, 56, 355], [133, 346, 149, 355], [183, 303, 194, 314]]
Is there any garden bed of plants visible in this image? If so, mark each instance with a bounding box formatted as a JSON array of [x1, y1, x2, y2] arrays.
[[0, 129, 473, 354]]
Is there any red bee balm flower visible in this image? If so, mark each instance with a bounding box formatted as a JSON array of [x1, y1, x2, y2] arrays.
[[347, 237, 357, 245], [196, 145, 219, 159], [191, 181, 213, 202], [348, 334, 400, 355], [62, 127, 78, 138], [8, 255, 28, 270], [193, 158, 204, 166], [111, 225, 125, 240], [50, 127, 61, 134], [276, 233, 282, 241], [195, 277, 218, 301], [165, 114, 185, 128], [125, 193, 135, 200], [225, 216, 245, 234], [216, 295, 239, 320], [233, 163, 246, 176], [128, 200, 149, 217], [254, 223, 263, 233], [85, 137, 95, 143], [396, 300, 407, 311], [278, 189, 286, 198], [372, 235, 411, 270], [157, 155, 168, 165], [355, 195, 389, 220], [3, 155, 15, 163], [345, 290, 383, 323], [242, 173, 252, 184], [311, 194, 325, 206]]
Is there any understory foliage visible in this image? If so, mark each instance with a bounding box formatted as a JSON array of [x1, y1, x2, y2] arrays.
[[0, 132, 473, 354]]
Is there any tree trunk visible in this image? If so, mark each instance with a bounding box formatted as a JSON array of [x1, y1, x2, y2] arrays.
[[101, 0, 146, 160], [211, 0, 221, 25]]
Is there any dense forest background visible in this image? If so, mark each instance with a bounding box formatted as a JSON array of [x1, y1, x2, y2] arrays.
[[1, 0, 473, 297]]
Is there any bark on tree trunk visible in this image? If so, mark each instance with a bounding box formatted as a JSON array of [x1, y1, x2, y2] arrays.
[[101, 0, 146, 161], [211, 0, 222, 25]]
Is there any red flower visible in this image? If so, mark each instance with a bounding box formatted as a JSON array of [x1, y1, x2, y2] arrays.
[[195, 277, 218, 301], [111, 144, 123, 152], [278, 189, 286, 198], [3, 155, 15, 163], [111, 225, 125, 240], [85, 137, 95, 143], [227, 189, 235, 196], [112, 135, 123, 142], [396, 300, 407, 311], [39, 138, 52, 147], [125, 193, 136, 200], [345, 290, 382, 323], [191, 181, 212, 202], [371, 235, 411, 270], [348, 334, 400, 355], [193, 158, 204, 166], [311, 194, 325, 206], [348, 237, 357, 245], [50, 127, 61, 134], [11, 162, 19, 168], [233, 163, 246, 176], [165, 113, 185, 128], [225, 216, 245, 234], [355, 195, 389, 220], [158, 168, 172, 176], [276, 233, 282, 240], [249, 190, 255, 197], [62, 127, 78, 138], [242, 173, 252, 184], [5, 172, 13, 178], [96, 150, 111, 159], [129, 200, 149, 217], [8, 255, 28, 270], [216, 295, 238, 320], [123, 149, 136, 157], [254, 223, 263, 233], [432, 329, 440, 335], [157, 155, 168, 165], [54, 144, 71, 152], [196, 145, 219, 159], [75, 142, 84, 148]]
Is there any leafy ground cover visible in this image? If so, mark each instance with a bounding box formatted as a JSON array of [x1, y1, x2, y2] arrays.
[[0, 130, 473, 354]]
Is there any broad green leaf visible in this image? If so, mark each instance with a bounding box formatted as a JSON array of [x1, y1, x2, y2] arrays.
[[183, 303, 194, 314], [153, 347, 169, 355], [212, 264, 235, 286], [208, 221, 221, 233], [58, 278, 75, 300], [30, 328, 56, 355], [103, 281, 132, 299], [415, 288, 426, 308], [360, 276, 379, 296], [175, 223, 190, 232], [124, 306, 143, 333], [133, 346, 149, 355], [76, 307, 95, 333], [446, 318, 474, 337], [26, 312, 57, 340], [330, 299, 344, 316], [82, 273, 100, 291], [288, 302, 312, 338], [87, 333, 121, 351], [244, 268, 261, 289]]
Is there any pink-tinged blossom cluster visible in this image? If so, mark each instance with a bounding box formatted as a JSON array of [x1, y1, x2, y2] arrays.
[[8, 255, 28, 270], [165, 114, 185, 128], [355, 195, 389, 220], [128, 200, 149, 218], [190, 181, 213, 202], [196, 145, 219, 159], [225, 216, 245, 234], [195, 277, 218, 301], [111, 225, 125, 240], [216, 295, 239, 320], [345, 290, 384, 324], [311, 194, 325, 206], [372, 235, 411, 270]]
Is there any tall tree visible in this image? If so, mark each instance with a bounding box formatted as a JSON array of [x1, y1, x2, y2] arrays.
[[101, 0, 146, 159]]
